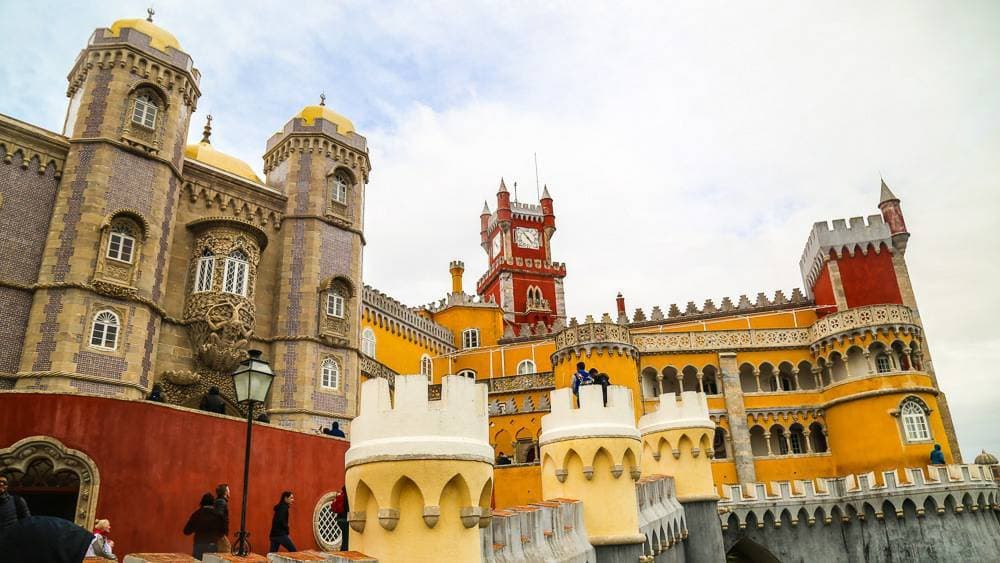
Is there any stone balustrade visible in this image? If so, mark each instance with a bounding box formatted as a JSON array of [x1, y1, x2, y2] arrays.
[[808, 303, 918, 344]]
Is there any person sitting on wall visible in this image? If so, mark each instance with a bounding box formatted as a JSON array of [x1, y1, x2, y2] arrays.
[[930, 443, 946, 465], [572, 362, 593, 405], [84, 519, 115, 560], [322, 421, 346, 437], [496, 451, 512, 465], [146, 383, 165, 403], [595, 372, 611, 406], [256, 412, 271, 423], [199, 387, 226, 415]]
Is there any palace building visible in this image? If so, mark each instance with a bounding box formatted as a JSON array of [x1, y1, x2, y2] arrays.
[[1, 14, 996, 562]]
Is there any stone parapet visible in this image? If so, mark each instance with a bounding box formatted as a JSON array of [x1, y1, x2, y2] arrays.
[[808, 303, 919, 346], [266, 551, 378, 562], [361, 285, 454, 347], [635, 475, 688, 558], [540, 386, 639, 446], [346, 375, 492, 467], [633, 328, 810, 354], [718, 464, 999, 530], [484, 498, 594, 563], [637, 391, 713, 435]]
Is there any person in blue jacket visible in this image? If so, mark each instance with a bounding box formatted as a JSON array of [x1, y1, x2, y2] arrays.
[[572, 362, 593, 405]]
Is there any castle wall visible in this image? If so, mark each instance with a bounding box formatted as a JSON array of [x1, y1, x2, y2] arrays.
[[0, 392, 348, 557], [835, 247, 903, 308]]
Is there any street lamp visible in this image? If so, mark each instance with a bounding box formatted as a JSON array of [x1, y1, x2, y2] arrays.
[[231, 349, 275, 556]]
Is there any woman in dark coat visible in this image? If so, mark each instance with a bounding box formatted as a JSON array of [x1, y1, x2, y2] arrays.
[[269, 490, 297, 552], [184, 492, 226, 559]]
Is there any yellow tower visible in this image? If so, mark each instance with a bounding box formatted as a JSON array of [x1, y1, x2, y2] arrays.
[[551, 320, 643, 418], [344, 375, 493, 563], [539, 384, 646, 560], [638, 390, 725, 561]]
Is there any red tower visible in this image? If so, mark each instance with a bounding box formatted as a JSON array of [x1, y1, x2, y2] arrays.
[[476, 181, 566, 333]]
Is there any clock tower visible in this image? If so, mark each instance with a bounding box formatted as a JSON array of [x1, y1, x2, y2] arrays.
[[476, 180, 567, 333]]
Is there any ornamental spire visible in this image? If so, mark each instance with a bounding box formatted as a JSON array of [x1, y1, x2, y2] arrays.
[[147, 7, 155, 22], [320, 92, 326, 106], [201, 114, 212, 144], [879, 177, 898, 204]]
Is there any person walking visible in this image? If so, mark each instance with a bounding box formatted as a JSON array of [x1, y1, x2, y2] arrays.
[[0, 475, 30, 533], [269, 491, 297, 552], [184, 493, 226, 559], [333, 486, 349, 551], [213, 483, 231, 553], [84, 519, 116, 560]]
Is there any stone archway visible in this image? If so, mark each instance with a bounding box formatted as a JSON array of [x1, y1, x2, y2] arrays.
[[0, 436, 100, 527]]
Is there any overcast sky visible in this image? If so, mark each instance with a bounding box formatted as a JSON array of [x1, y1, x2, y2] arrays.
[[2, 1, 998, 460]]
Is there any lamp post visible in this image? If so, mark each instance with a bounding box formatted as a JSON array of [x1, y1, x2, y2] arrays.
[[231, 349, 275, 556]]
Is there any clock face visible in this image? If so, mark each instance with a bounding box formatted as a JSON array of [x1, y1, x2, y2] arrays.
[[492, 234, 502, 257], [515, 227, 540, 249]]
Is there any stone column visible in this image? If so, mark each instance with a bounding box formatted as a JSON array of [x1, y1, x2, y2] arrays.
[[656, 373, 664, 395], [812, 367, 822, 389], [764, 433, 774, 456], [696, 371, 704, 393], [803, 430, 814, 453], [753, 370, 762, 393], [864, 351, 875, 374], [718, 352, 756, 484]]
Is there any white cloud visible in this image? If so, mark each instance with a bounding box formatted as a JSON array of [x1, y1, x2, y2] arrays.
[[2, 1, 999, 460]]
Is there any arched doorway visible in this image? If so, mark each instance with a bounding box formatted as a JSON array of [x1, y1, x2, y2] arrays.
[[726, 537, 781, 562], [0, 436, 100, 526]]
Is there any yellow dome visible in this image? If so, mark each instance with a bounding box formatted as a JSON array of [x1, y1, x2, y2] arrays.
[[296, 105, 355, 134], [108, 18, 180, 53], [185, 142, 261, 183]]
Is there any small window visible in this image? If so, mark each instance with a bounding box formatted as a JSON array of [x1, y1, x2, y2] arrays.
[[789, 432, 804, 454], [457, 369, 476, 380], [90, 310, 120, 351], [516, 359, 536, 375], [420, 355, 433, 380], [321, 358, 340, 390], [132, 95, 158, 129], [327, 292, 345, 318], [331, 172, 349, 205], [901, 400, 931, 441], [462, 328, 480, 349], [107, 224, 136, 263], [876, 354, 892, 373], [194, 250, 214, 293], [361, 328, 376, 357], [223, 250, 249, 296]]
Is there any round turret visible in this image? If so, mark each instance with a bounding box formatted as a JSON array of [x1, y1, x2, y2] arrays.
[[974, 449, 998, 466], [295, 101, 355, 135], [108, 14, 181, 52]]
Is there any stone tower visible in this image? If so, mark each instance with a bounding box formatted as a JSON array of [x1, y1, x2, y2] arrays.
[[16, 15, 199, 398], [345, 375, 494, 562], [261, 100, 370, 430], [539, 384, 645, 561], [638, 390, 726, 562], [551, 320, 644, 418]]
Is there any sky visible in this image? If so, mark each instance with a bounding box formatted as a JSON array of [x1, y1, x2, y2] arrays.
[[2, 1, 999, 459]]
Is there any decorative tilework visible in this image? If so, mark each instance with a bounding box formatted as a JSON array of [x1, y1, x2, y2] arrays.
[[320, 227, 351, 281], [106, 151, 155, 217], [74, 350, 127, 379], [52, 145, 95, 282], [0, 147, 61, 285], [31, 291, 64, 371], [0, 287, 32, 374], [83, 68, 112, 137]]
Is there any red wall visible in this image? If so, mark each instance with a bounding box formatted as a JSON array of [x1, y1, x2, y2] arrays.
[[836, 245, 903, 308], [811, 264, 837, 316], [0, 393, 348, 556]]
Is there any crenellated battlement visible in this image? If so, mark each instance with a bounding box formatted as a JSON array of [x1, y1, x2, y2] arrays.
[[540, 385, 639, 446], [345, 375, 492, 467], [718, 464, 999, 530], [638, 391, 713, 435], [362, 284, 455, 346], [799, 215, 893, 294], [626, 288, 810, 326]]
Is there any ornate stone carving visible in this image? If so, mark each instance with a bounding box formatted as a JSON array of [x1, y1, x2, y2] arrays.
[[0, 436, 100, 527], [485, 372, 554, 394], [183, 221, 265, 374], [162, 369, 200, 386], [809, 304, 918, 344], [633, 328, 811, 353]]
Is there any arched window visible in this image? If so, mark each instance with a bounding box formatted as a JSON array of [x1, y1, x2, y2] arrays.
[[321, 358, 340, 390], [462, 328, 480, 349], [713, 427, 728, 459], [327, 290, 345, 318], [516, 359, 536, 375], [90, 310, 120, 351], [457, 369, 476, 380], [132, 95, 158, 129], [361, 328, 376, 357], [900, 399, 931, 442], [789, 424, 806, 454], [194, 249, 215, 293], [420, 355, 433, 380], [223, 250, 249, 296], [106, 223, 136, 263], [330, 171, 350, 205]]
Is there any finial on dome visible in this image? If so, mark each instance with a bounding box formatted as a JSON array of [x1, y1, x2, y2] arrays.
[[320, 92, 326, 106], [147, 7, 155, 22], [201, 115, 212, 144]]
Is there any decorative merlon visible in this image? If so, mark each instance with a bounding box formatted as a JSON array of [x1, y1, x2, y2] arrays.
[[540, 386, 640, 446], [638, 391, 714, 435], [799, 215, 894, 294]]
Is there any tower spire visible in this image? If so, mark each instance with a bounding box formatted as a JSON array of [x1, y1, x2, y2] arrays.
[[200, 114, 212, 144], [879, 177, 898, 204], [319, 92, 326, 106], [146, 7, 155, 22]]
